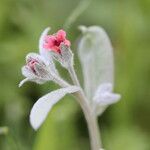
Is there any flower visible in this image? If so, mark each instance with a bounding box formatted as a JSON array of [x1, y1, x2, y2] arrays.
[[39, 28, 73, 68], [19, 53, 52, 87], [43, 29, 71, 54]]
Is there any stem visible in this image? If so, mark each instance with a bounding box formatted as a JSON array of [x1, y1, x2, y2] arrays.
[[51, 73, 70, 87], [68, 65, 102, 150], [54, 76, 70, 87], [68, 64, 80, 87]]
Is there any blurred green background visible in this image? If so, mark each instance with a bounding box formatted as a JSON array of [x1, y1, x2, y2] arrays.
[[0, 0, 150, 150]]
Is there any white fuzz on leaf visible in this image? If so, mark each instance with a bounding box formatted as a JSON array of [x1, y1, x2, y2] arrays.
[[93, 83, 121, 116], [78, 26, 121, 116], [39, 27, 58, 75], [78, 26, 114, 100], [30, 86, 80, 130], [39, 27, 51, 56]]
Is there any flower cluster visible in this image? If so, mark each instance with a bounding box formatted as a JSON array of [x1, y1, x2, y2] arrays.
[[20, 28, 73, 87]]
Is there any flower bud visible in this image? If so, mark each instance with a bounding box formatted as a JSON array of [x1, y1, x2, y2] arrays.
[[51, 43, 73, 68], [19, 53, 52, 87], [42, 29, 73, 68]]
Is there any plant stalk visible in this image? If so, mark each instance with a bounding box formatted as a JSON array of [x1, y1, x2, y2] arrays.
[[68, 65, 102, 150]]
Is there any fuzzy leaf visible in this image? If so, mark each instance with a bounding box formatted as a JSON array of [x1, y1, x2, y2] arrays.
[[39, 27, 51, 58], [93, 83, 121, 116], [78, 26, 114, 100], [30, 86, 80, 130], [39, 27, 58, 75]]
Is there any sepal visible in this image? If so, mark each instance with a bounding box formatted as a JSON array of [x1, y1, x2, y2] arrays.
[[51, 43, 74, 68]]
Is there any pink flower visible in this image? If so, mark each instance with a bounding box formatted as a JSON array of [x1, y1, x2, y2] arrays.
[[43, 29, 71, 54]]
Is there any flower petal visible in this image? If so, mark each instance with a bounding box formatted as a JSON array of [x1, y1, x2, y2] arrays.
[[30, 86, 80, 130], [56, 29, 66, 42]]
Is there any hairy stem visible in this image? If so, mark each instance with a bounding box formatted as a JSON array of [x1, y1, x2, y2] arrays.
[[51, 72, 70, 87], [53, 76, 70, 87], [68, 65, 102, 150]]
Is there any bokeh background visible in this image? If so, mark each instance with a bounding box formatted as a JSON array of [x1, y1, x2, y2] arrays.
[[0, 0, 150, 150]]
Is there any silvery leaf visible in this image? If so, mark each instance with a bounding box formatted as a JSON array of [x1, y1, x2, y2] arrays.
[[39, 27, 58, 75], [30, 86, 80, 130], [94, 90, 121, 106], [93, 83, 113, 100], [93, 83, 121, 116], [78, 26, 114, 100], [39, 27, 51, 58]]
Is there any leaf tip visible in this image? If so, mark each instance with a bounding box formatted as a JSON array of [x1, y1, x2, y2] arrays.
[[78, 25, 88, 34]]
